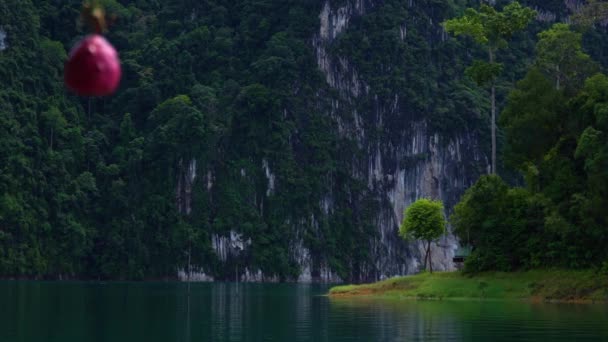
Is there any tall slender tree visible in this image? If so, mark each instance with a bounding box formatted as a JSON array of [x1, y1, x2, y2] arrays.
[[444, 2, 536, 174]]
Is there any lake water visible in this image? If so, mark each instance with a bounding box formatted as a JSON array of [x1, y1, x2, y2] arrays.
[[1, 282, 608, 341]]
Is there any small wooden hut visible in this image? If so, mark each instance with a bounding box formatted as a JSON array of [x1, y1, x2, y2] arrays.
[[453, 246, 472, 269]]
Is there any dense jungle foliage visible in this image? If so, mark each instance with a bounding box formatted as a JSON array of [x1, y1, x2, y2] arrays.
[[2, 0, 338, 280], [0, 0, 606, 280], [452, 21, 608, 273]]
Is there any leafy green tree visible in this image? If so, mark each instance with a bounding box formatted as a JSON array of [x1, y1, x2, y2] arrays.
[[499, 68, 564, 171], [444, 2, 536, 174], [40, 106, 67, 151], [502, 23, 601, 185], [147, 95, 206, 167], [451, 175, 548, 272], [536, 23, 598, 93], [399, 199, 446, 273]]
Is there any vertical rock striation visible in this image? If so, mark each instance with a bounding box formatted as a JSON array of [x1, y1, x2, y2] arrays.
[[310, 0, 489, 279], [179, 0, 491, 282], [0, 28, 7, 51], [176, 159, 197, 215]]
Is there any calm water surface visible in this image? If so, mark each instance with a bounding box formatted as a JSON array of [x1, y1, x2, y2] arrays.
[[1, 282, 608, 341]]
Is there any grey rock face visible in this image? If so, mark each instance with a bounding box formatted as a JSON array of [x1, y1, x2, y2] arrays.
[[0, 28, 7, 51], [176, 159, 197, 215], [179, 0, 489, 282], [310, 0, 488, 279]]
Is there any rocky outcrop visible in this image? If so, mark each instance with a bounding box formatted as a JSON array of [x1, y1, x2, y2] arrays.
[[308, 0, 488, 280], [180, 0, 490, 282]]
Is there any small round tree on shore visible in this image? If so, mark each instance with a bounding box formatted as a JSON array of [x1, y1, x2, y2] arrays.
[[400, 199, 446, 273]]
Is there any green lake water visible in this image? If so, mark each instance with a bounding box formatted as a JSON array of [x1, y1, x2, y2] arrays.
[[1, 281, 608, 341]]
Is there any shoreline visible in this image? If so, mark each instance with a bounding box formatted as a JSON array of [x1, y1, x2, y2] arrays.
[[329, 270, 608, 304], [0, 277, 341, 284]]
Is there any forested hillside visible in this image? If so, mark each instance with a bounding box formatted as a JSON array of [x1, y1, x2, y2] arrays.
[[0, 0, 606, 281]]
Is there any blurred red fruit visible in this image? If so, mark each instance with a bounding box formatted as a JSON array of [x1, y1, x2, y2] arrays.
[[64, 34, 121, 96]]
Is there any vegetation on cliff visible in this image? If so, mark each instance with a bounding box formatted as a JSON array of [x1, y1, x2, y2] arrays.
[[0, 0, 606, 281]]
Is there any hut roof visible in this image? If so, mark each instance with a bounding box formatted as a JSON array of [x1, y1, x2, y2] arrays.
[[454, 246, 472, 258]]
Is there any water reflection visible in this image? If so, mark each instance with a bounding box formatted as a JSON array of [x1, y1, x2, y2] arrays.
[[328, 298, 608, 341], [1, 282, 608, 342], [172, 283, 330, 342]]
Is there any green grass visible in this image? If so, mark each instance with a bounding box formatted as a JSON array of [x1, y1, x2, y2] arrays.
[[329, 270, 608, 302]]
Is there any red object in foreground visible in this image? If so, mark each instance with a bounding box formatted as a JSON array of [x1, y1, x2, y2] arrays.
[[64, 34, 121, 96]]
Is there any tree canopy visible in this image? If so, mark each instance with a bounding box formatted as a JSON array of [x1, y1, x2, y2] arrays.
[[400, 199, 446, 273]]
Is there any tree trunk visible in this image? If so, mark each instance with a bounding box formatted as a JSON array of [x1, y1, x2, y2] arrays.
[[423, 244, 429, 272], [187, 243, 191, 283], [428, 240, 433, 274], [489, 47, 497, 174], [491, 83, 496, 174]]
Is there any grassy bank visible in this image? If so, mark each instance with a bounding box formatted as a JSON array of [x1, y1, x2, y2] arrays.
[[329, 270, 608, 303]]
